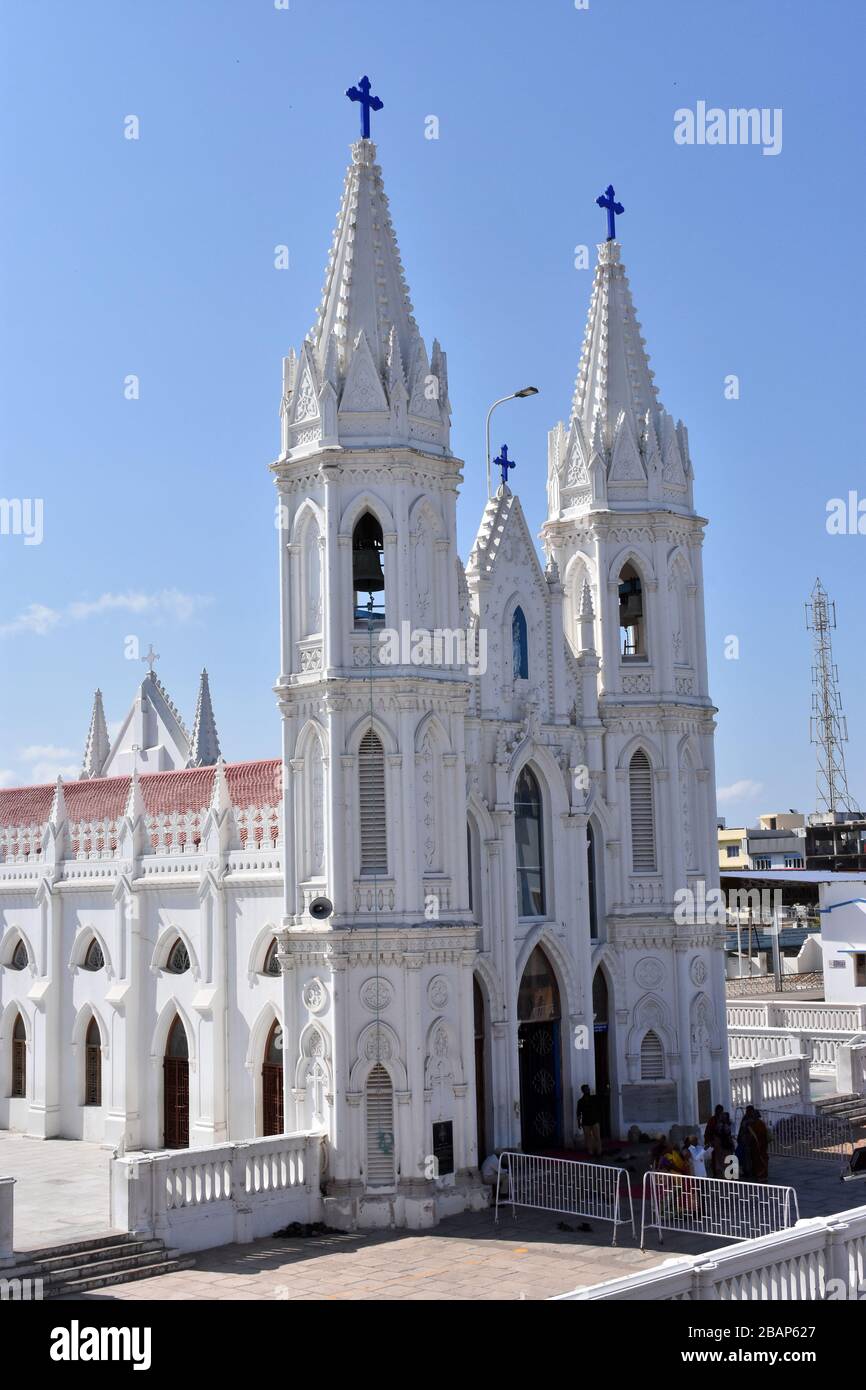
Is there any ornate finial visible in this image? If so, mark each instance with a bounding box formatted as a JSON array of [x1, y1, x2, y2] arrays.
[[141, 644, 160, 675], [494, 444, 516, 489], [346, 75, 383, 140], [596, 184, 624, 241]]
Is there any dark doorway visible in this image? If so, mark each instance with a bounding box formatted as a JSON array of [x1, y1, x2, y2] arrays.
[[517, 945, 563, 1151], [163, 1015, 190, 1149], [263, 1019, 284, 1136], [473, 978, 487, 1161], [592, 969, 612, 1137]]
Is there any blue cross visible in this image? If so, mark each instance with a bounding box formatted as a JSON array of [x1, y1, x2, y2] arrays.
[[495, 445, 516, 487], [346, 75, 383, 140], [596, 184, 624, 241]]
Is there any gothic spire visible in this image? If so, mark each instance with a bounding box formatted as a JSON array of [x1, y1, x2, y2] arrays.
[[279, 138, 450, 458], [80, 688, 110, 779], [570, 240, 659, 444], [187, 669, 221, 768]]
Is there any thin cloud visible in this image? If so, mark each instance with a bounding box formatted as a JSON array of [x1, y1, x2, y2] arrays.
[[717, 779, 764, 804], [0, 589, 212, 638], [18, 744, 76, 762], [0, 770, 17, 788], [30, 760, 79, 785]]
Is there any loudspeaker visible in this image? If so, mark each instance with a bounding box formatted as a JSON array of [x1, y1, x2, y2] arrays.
[[309, 896, 334, 921]]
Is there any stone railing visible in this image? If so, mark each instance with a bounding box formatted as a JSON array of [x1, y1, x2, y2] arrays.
[[729, 1054, 811, 1113], [0, 823, 42, 864], [554, 1205, 866, 1300], [110, 1132, 325, 1253], [726, 972, 823, 997], [728, 1027, 856, 1075], [837, 1037, 866, 1098], [69, 818, 120, 858], [727, 1001, 866, 1032]]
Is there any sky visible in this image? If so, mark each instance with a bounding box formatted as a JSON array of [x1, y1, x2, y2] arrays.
[[1, 0, 864, 825]]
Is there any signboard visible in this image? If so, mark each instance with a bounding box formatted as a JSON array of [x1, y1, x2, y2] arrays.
[[621, 1083, 678, 1124]]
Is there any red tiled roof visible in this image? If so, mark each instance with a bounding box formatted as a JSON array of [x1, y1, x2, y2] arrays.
[[0, 759, 283, 828], [225, 760, 282, 808]]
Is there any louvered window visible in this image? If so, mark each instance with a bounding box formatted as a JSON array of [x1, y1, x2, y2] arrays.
[[85, 1018, 102, 1106], [359, 730, 387, 874], [629, 749, 656, 873], [365, 1063, 396, 1188], [640, 1029, 665, 1080]]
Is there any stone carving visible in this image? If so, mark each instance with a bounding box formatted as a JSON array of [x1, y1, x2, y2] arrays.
[[427, 975, 449, 1009], [361, 977, 394, 1012], [634, 956, 665, 989], [303, 977, 328, 1014], [690, 956, 708, 987]]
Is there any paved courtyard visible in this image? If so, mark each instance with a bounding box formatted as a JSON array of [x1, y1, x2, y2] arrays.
[[3, 1130, 862, 1299], [0, 1131, 110, 1252], [82, 1156, 866, 1302]]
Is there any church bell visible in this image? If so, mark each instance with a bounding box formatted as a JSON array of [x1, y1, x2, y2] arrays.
[[352, 514, 386, 598]]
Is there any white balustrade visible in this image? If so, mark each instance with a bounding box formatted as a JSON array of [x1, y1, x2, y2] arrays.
[[555, 1205, 866, 1301]]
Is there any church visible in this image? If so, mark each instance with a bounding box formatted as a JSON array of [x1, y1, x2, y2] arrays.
[[0, 82, 728, 1230]]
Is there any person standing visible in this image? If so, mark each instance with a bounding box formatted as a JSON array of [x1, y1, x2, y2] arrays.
[[577, 1084, 602, 1156]]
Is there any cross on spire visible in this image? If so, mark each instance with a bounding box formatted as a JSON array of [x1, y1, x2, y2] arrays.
[[596, 184, 624, 241], [495, 444, 516, 488], [346, 75, 383, 140], [141, 644, 160, 675]]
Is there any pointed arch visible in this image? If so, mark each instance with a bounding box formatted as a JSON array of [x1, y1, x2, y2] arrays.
[[511, 605, 529, 679], [515, 925, 580, 1022], [71, 1000, 110, 1055], [338, 491, 397, 541], [607, 545, 656, 588], [628, 747, 657, 874], [290, 496, 325, 544], [349, 1021, 408, 1093], [247, 923, 282, 979], [150, 998, 197, 1064], [514, 763, 546, 918], [244, 1000, 283, 1071], [295, 720, 327, 883], [627, 992, 676, 1059], [68, 925, 113, 978], [149, 925, 201, 981], [424, 1017, 465, 1090], [640, 1028, 666, 1079], [0, 927, 35, 973]]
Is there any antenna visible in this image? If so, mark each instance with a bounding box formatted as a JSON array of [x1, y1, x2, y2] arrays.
[[806, 578, 859, 815]]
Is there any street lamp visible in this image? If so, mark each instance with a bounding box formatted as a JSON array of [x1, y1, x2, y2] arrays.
[[485, 388, 539, 498]]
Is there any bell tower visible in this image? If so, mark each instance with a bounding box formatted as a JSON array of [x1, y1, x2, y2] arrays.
[[271, 82, 483, 1229], [541, 190, 728, 1128]]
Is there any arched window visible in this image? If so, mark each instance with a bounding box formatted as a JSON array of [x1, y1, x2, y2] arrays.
[[352, 512, 386, 629], [11, 1013, 26, 1097], [640, 1029, 665, 1080], [629, 749, 656, 873], [618, 562, 646, 658], [587, 822, 598, 939], [512, 606, 529, 680], [264, 938, 281, 976], [83, 938, 104, 972], [166, 939, 191, 975], [359, 730, 387, 875], [467, 823, 474, 914], [517, 945, 561, 1023], [515, 767, 545, 917], [85, 1018, 102, 1106], [262, 1020, 283, 1136], [10, 939, 28, 971], [365, 1063, 396, 1188]]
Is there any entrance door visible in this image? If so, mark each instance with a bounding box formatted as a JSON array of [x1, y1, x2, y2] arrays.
[[517, 946, 563, 1151], [592, 969, 612, 1137], [163, 1015, 189, 1149], [262, 1019, 284, 1136], [473, 978, 487, 1160]]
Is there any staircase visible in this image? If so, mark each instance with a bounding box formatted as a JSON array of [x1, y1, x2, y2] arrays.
[[814, 1092, 866, 1129], [6, 1232, 195, 1298]]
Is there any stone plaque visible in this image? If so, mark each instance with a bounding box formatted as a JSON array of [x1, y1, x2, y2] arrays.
[[621, 1083, 678, 1124], [432, 1120, 454, 1177]]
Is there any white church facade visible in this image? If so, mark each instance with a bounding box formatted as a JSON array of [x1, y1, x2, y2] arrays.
[[0, 108, 728, 1229]]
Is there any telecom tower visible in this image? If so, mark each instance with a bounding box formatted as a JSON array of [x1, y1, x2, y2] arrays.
[[806, 578, 859, 815]]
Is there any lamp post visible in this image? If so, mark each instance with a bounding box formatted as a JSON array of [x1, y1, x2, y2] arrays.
[[485, 387, 539, 498]]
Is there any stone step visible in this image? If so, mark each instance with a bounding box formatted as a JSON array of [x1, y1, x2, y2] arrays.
[[11, 1230, 133, 1265], [51, 1255, 195, 1298], [43, 1248, 174, 1287], [14, 1239, 165, 1278]]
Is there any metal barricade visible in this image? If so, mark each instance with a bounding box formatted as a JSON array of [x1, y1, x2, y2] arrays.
[[640, 1169, 799, 1249], [734, 1106, 855, 1178], [494, 1151, 635, 1245]]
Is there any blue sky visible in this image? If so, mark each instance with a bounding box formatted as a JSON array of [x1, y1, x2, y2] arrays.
[[1, 0, 864, 824]]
